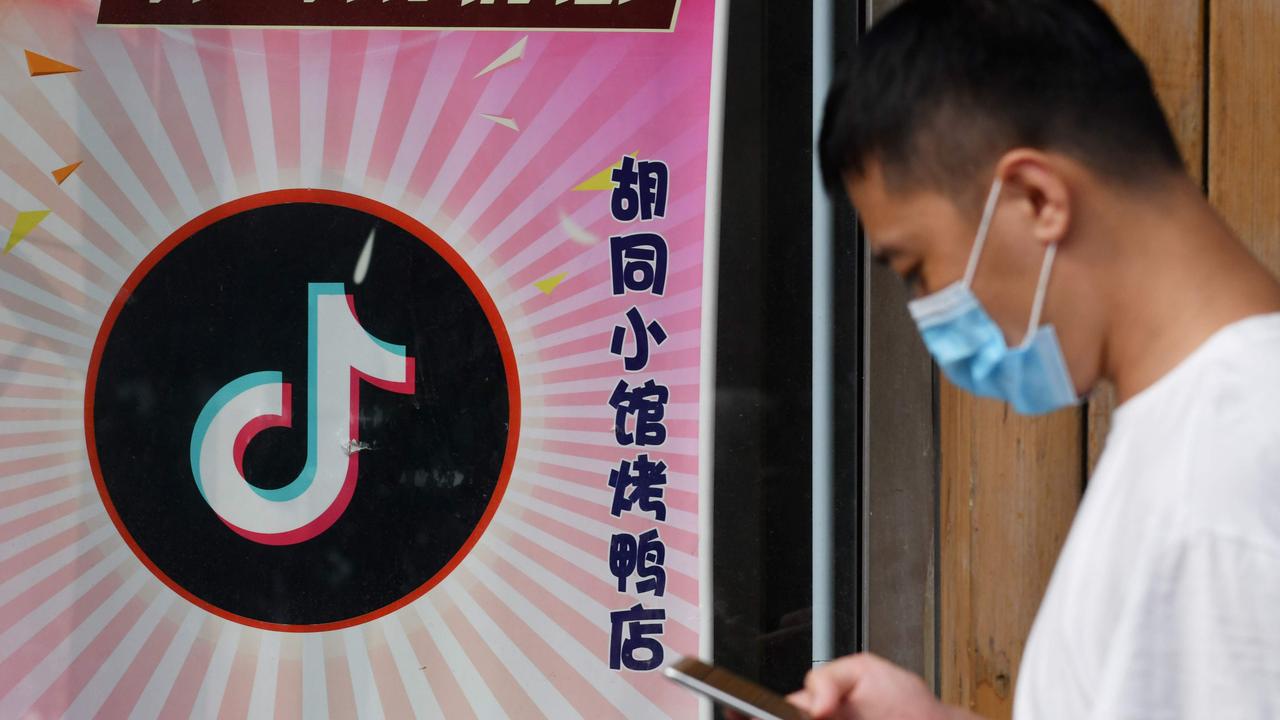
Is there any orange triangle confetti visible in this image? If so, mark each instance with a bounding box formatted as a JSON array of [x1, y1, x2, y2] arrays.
[[25, 50, 81, 78], [51, 161, 82, 186], [534, 272, 568, 296]]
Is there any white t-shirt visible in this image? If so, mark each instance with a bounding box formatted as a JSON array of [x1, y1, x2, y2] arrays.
[[1015, 313, 1280, 719]]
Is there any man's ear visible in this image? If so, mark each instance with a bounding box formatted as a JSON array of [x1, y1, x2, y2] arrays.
[[995, 149, 1072, 248]]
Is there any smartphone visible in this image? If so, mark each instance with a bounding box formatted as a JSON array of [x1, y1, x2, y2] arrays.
[[662, 656, 810, 720]]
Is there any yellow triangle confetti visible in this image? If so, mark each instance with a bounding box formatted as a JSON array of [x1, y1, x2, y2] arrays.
[[6, 210, 51, 254], [573, 151, 638, 192], [52, 161, 82, 185], [534, 272, 568, 296]]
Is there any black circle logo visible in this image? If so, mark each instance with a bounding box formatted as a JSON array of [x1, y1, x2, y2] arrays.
[[87, 190, 519, 630]]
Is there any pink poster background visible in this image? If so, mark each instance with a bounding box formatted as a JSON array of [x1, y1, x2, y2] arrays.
[[0, 0, 717, 716]]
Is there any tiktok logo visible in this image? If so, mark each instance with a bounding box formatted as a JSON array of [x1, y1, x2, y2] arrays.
[[191, 284, 415, 545], [88, 191, 518, 629]]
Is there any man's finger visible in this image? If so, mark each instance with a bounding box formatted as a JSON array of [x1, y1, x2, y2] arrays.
[[804, 655, 868, 716], [787, 688, 814, 711]]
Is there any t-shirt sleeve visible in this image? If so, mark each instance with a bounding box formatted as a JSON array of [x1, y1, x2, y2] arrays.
[[1090, 531, 1280, 719]]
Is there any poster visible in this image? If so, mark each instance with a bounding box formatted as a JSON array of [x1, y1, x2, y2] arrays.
[[0, 0, 724, 716]]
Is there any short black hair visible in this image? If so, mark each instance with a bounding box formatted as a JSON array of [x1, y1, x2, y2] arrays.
[[819, 0, 1184, 197]]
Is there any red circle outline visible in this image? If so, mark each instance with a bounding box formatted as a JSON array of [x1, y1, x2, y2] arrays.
[[84, 189, 522, 633]]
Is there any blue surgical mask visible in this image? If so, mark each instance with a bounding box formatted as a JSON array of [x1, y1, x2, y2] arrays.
[[906, 179, 1080, 416]]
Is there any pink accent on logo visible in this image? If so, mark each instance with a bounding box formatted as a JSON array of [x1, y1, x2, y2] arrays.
[[232, 383, 293, 478]]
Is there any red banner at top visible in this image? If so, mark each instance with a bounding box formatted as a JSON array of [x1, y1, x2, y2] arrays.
[[98, 0, 681, 31]]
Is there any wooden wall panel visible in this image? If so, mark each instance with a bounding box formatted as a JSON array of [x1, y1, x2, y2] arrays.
[[938, 395, 1080, 717], [1086, 0, 1207, 473], [1209, 0, 1280, 269], [940, 3, 1206, 718]]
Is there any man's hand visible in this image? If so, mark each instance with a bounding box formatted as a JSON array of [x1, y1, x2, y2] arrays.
[[728, 653, 979, 720]]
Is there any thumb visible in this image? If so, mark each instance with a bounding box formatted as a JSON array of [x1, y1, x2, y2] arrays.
[[805, 657, 864, 717], [805, 672, 841, 716], [787, 689, 814, 712]]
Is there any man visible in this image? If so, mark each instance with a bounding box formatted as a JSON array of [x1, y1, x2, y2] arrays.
[[788, 0, 1280, 717]]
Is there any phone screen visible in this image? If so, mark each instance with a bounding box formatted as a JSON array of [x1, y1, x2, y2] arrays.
[[662, 656, 809, 720]]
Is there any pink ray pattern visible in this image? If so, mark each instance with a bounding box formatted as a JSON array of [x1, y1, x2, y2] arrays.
[[1, 0, 719, 716]]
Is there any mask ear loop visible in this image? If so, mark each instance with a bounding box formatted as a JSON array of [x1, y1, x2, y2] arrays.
[[962, 178, 1004, 288], [1020, 243, 1058, 349]]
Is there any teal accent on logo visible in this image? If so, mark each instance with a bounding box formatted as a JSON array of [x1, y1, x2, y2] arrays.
[[190, 370, 283, 502]]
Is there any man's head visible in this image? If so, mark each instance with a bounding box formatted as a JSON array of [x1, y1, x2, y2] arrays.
[[821, 0, 1187, 401]]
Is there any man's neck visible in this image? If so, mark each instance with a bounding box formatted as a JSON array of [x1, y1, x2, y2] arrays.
[[1101, 180, 1280, 405]]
